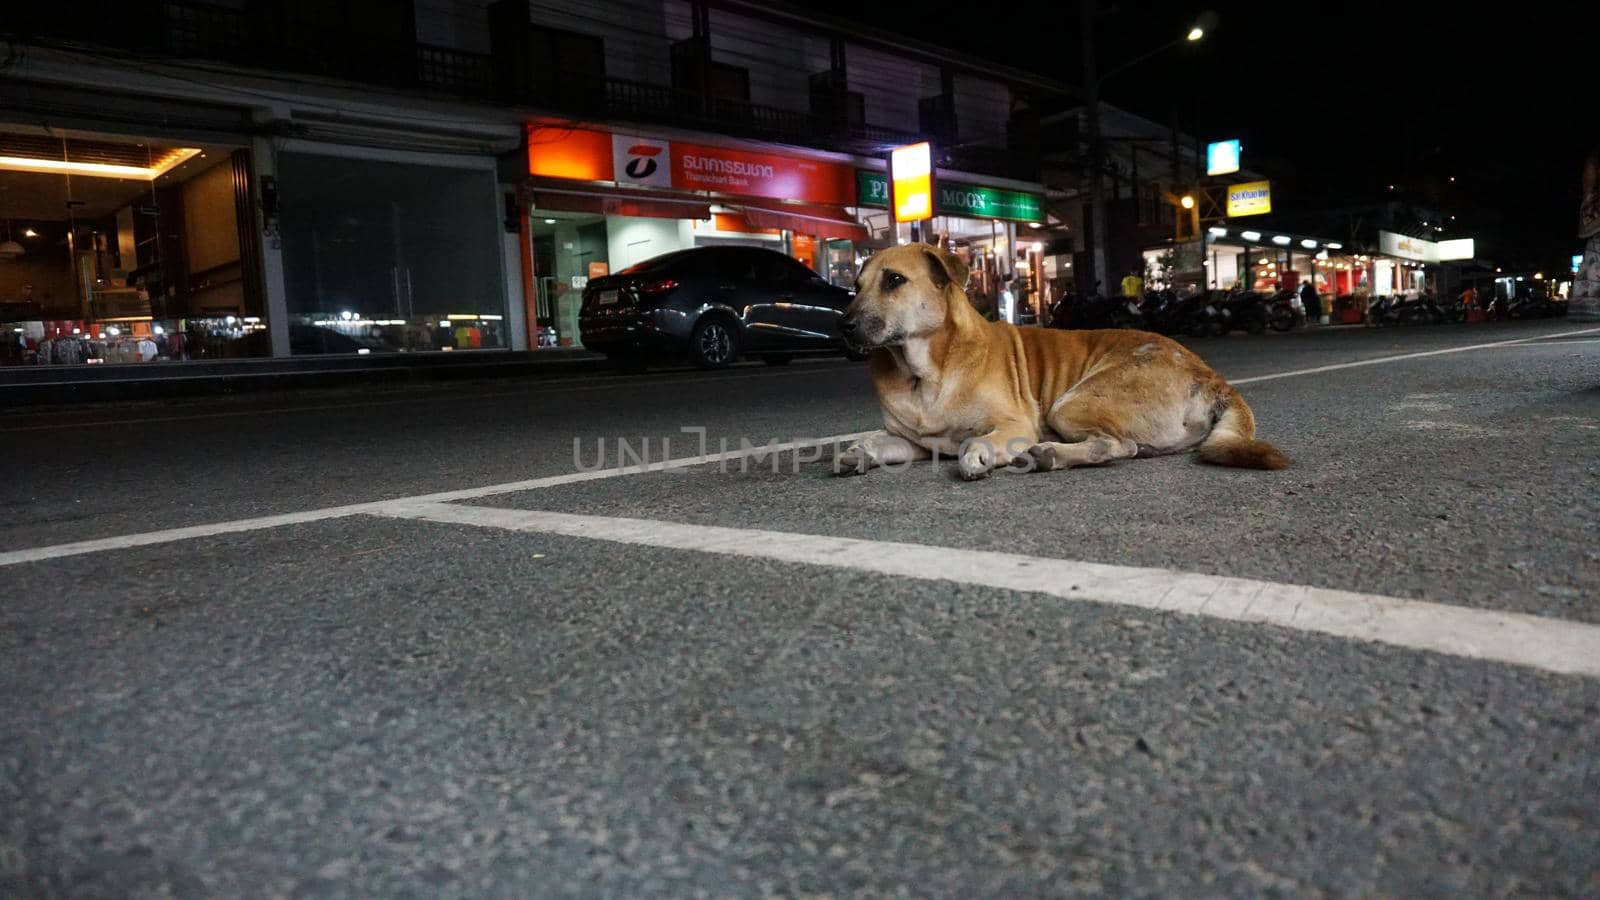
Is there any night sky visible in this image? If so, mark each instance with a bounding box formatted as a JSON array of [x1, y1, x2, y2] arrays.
[[804, 0, 1595, 272]]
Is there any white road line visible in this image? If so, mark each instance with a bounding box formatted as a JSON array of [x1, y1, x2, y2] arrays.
[[1228, 326, 1600, 385], [375, 501, 1600, 678], [0, 432, 875, 567], [7, 325, 1599, 569]]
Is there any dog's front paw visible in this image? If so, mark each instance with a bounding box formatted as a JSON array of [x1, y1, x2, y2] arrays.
[[832, 444, 869, 476], [958, 442, 995, 480]]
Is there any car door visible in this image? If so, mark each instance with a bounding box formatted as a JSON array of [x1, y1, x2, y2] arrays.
[[792, 263, 855, 346], [707, 248, 777, 350], [753, 253, 841, 349]]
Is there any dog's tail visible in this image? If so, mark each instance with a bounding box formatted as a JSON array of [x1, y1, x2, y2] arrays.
[[1197, 389, 1290, 470]]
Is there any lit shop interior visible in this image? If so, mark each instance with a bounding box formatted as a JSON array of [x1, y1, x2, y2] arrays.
[[864, 211, 1053, 324], [1147, 228, 1432, 312], [0, 125, 265, 367], [523, 196, 866, 348], [275, 154, 507, 354]]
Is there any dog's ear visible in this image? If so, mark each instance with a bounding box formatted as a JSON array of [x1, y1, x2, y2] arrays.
[[918, 243, 969, 291]]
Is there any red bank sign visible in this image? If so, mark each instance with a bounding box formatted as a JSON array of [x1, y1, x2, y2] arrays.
[[528, 123, 854, 206]]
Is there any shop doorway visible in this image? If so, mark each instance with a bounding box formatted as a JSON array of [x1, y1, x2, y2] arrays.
[[0, 125, 263, 367], [526, 211, 609, 348]]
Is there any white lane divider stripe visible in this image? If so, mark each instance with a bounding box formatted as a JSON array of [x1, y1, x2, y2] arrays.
[[1228, 326, 1600, 385], [375, 501, 1600, 678], [0, 431, 876, 568]]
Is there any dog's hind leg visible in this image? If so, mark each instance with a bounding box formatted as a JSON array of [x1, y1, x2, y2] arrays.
[[1026, 434, 1139, 471], [1026, 393, 1139, 471]]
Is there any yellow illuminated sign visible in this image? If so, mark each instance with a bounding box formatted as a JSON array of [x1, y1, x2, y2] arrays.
[[1226, 180, 1272, 217], [889, 141, 933, 222]]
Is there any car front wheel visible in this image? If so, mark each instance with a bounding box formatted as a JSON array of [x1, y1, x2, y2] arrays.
[[689, 317, 739, 369]]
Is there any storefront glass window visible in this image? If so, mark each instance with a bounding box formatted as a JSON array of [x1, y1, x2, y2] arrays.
[[1, 126, 265, 367], [277, 154, 505, 354]]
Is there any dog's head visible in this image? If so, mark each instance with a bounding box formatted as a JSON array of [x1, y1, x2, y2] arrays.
[[840, 243, 970, 351]]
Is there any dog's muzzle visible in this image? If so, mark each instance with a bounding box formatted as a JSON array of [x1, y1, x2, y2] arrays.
[[839, 312, 891, 350]]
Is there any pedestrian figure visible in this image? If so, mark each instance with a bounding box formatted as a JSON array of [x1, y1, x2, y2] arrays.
[[1299, 278, 1322, 324], [1120, 269, 1144, 301]]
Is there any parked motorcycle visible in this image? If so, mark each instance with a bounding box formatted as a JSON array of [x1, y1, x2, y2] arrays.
[[1265, 290, 1306, 332], [1392, 295, 1440, 325], [1507, 294, 1566, 319], [1367, 294, 1438, 326], [1215, 290, 1270, 334], [1141, 291, 1224, 337], [1052, 293, 1143, 330]]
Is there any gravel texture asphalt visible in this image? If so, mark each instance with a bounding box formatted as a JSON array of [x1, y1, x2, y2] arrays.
[[2, 321, 1597, 897]]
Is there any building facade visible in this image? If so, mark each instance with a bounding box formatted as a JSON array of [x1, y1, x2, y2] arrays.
[[0, 0, 1068, 368]]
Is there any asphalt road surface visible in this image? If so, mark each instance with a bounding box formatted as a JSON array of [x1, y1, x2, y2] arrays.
[[3, 321, 1599, 898]]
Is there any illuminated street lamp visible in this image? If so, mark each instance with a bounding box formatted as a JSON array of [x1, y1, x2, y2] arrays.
[[1081, 5, 1216, 291]]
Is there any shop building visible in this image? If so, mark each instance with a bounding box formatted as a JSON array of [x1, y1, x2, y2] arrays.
[[515, 120, 1054, 344], [5, 0, 1069, 370], [1, 45, 522, 368], [1141, 226, 1473, 322]]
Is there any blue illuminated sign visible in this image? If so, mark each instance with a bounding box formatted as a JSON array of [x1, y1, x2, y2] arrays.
[[1207, 140, 1241, 176]]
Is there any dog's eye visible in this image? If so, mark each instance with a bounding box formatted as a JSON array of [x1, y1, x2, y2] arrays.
[[882, 270, 906, 290]]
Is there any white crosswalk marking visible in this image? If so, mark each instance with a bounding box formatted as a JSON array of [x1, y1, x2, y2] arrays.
[[374, 500, 1600, 678]]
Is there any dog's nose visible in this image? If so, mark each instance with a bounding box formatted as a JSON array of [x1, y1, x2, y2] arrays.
[[838, 313, 860, 337]]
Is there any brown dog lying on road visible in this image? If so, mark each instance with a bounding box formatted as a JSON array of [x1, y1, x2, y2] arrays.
[[834, 243, 1288, 480]]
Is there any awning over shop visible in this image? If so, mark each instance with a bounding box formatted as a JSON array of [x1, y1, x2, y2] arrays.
[[739, 203, 867, 241], [528, 184, 712, 220]]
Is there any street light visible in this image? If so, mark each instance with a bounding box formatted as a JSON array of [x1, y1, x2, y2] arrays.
[[1081, 4, 1215, 292], [1180, 195, 1195, 209]]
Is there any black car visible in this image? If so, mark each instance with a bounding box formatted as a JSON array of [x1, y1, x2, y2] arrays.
[[579, 245, 867, 370]]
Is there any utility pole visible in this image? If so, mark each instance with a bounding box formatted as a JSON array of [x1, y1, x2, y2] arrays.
[[1080, 0, 1107, 296]]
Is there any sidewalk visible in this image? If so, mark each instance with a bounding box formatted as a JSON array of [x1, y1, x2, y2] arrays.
[[0, 348, 609, 407]]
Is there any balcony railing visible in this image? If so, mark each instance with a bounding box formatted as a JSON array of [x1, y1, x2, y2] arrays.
[[163, 1, 251, 62], [416, 44, 493, 95]]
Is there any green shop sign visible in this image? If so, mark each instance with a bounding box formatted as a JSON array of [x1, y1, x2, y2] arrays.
[[856, 171, 1044, 223]]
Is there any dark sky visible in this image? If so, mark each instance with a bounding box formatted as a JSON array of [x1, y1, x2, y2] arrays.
[[803, 0, 1596, 270]]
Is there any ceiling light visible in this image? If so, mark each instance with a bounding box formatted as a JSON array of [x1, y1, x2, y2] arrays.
[[1187, 26, 1204, 41], [1180, 195, 1195, 209], [1241, 230, 1261, 241], [23, 228, 38, 238], [1299, 239, 1317, 249], [0, 221, 22, 259], [0, 148, 202, 181], [1326, 242, 1343, 249], [1208, 226, 1227, 236], [1271, 235, 1291, 245], [1028, 222, 1043, 228], [543, 218, 557, 224]]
